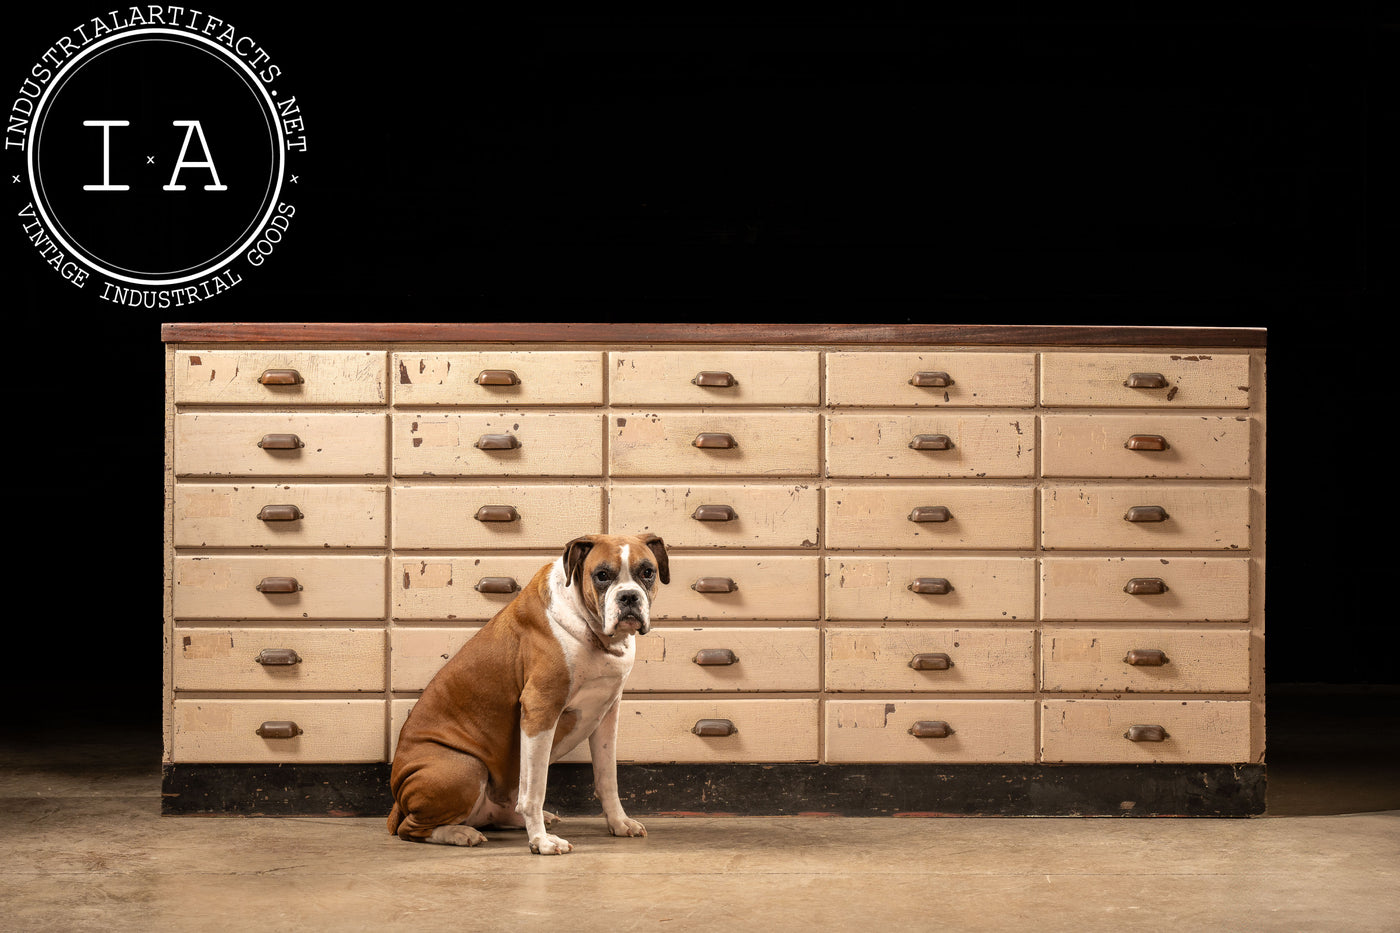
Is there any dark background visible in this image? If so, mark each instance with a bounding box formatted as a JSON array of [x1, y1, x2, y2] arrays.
[[3, 4, 1393, 728]]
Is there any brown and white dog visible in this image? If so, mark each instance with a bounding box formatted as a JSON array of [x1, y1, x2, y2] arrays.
[[387, 533, 667, 855]]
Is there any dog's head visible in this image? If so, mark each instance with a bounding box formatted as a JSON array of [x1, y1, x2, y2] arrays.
[[562, 533, 668, 640]]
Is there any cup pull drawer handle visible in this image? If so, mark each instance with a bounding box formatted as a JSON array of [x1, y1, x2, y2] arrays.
[[474, 576, 519, 594], [1124, 506, 1169, 523], [256, 721, 304, 739], [257, 504, 304, 522], [257, 434, 304, 450], [255, 576, 301, 594], [692, 719, 737, 737], [909, 720, 955, 739], [474, 505, 520, 523], [255, 648, 303, 666], [475, 433, 521, 450], [257, 369, 304, 386], [693, 648, 739, 666], [909, 371, 954, 388], [692, 577, 738, 594], [1124, 649, 1170, 667], [1125, 724, 1170, 742], [908, 506, 952, 523], [693, 432, 737, 449], [692, 504, 738, 522], [909, 652, 953, 671], [909, 577, 952, 595], [1124, 577, 1168, 595], [692, 371, 738, 388], [1125, 372, 1170, 389], [475, 369, 520, 386], [1125, 434, 1170, 451], [909, 434, 954, 451]]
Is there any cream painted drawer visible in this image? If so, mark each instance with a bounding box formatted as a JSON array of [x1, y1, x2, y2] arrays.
[[824, 627, 1036, 692], [173, 350, 387, 405], [393, 556, 553, 621], [392, 412, 603, 476], [391, 351, 603, 406], [825, 700, 1037, 764], [660, 556, 820, 620], [173, 555, 386, 620], [1041, 629, 1251, 693], [825, 485, 1035, 549], [608, 351, 819, 406], [172, 699, 386, 763], [826, 351, 1036, 407], [391, 627, 479, 690], [1040, 485, 1251, 550], [173, 628, 386, 692], [1041, 557, 1250, 622], [392, 485, 605, 549], [560, 699, 821, 763], [609, 483, 820, 548], [173, 484, 387, 548], [630, 627, 821, 692], [1040, 699, 1252, 763], [827, 414, 1034, 478], [1042, 415, 1252, 478], [1040, 352, 1252, 408], [611, 412, 820, 477], [826, 557, 1037, 621], [174, 413, 387, 477]]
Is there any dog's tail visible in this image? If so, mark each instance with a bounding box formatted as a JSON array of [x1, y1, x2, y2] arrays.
[[386, 802, 404, 836]]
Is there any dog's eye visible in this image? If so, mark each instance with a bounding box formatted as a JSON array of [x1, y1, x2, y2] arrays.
[[640, 566, 655, 580], [594, 570, 611, 584]]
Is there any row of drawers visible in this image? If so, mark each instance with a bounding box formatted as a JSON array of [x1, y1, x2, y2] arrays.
[[174, 482, 1252, 550], [170, 697, 1253, 765], [172, 555, 1251, 621], [174, 412, 1254, 478], [174, 349, 1253, 409], [173, 626, 1251, 694]]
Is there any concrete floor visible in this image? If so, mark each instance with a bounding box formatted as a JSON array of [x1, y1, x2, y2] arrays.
[[2, 693, 1398, 933]]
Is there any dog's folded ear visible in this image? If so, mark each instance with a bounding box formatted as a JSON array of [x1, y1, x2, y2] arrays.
[[639, 533, 670, 585], [563, 535, 598, 588]]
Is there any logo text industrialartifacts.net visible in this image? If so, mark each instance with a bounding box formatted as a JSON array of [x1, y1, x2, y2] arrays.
[[8, 7, 307, 307]]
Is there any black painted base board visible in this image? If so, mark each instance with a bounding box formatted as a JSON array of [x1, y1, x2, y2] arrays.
[[161, 762, 1265, 818]]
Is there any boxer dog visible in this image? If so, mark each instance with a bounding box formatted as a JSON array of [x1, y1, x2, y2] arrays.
[[387, 533, 667, 855]]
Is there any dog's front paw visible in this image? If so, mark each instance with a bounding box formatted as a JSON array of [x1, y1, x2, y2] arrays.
[[608, 817, 647, 838], [543, 809, 561, 828], [529, 833, 573, 855]]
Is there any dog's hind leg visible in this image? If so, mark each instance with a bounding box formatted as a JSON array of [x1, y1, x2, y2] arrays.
[[390, 747, 492, 846]]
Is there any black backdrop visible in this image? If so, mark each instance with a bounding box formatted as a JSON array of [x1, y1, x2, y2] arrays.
[[3, 5, 1392, 727]]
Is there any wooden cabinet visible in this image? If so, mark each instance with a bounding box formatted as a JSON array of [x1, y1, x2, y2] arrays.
[[163, 323, 1266, 816]]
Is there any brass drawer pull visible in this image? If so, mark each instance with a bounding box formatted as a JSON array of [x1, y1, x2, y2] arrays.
[[909, 371, 953, 388], [254, 648, 303, 666], [693, 432, 737, 449], [256, 721, 303, 739], [909, 652, 953, 671], [474, 433, 520, 450], [908, 577, 952, 595], [474, 505, 520, 523], [693, 648, 739, 666], [255, 576, 301, 594], [474, 576, 519, 594], [1124, 649, 1170, 667], [909, 434, 954, 451], [908, 506, 952, 523], [1125, 372, 1170, 389], [909, 720, 955, 739], [1124, 506, 1169, 523], [257, 433, 304, 450], [1124, 577, 1168, 595], [692, 371, 738, 388], [692, 577, 738, 594], [1125, 724, 1170, 743], [257, 369, 303, 386], [257, 504, 304, 522], [1125, 434, 1170, 451], [692, 719, 737, 737], [474, 369, 520, 386], [692, 504, 738, 522]]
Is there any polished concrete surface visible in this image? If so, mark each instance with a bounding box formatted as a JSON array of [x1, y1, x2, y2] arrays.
[[3, 693, 1397, 933]]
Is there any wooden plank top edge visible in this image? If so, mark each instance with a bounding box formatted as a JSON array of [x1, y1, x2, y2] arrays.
[[160, 321, 1267, 347]]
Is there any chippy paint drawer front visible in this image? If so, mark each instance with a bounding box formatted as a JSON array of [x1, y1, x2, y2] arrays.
[[173, 555, 386, 620], [824, 700, 1037, 764], [611, 412, 822, 477], [391, 351, 604, 406], [1040, 699, 1252, 763], [827, 414, 1035, 478], [172, 699, 386, 763], [825, 557, 1037, 621], [391, 412, 603, 477], [561, 699, 822, 764], [393, 556, 555, 621], [1039, 352, 1252, 408], [825, 485, 1036, 550], [174, 413, 388, 476], [173, 350, 388, 405], [608, 483, 821, 548], [391, 627, 478, 691], [824, 627, 1037, 692], [392, 485, 606, 549], [660, 556, 821, 620], [608, 351, 821, 406], [172, 628, 387, 692], [1040, 485, 1252, 550], [1041, 415, 1252, 478], [627, 627, 822, 692], [1040, 558, 1251, 622], [826, 351, 1037, 408], [173, 484, 388, 548], [1040, 629, 1251, 693]]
